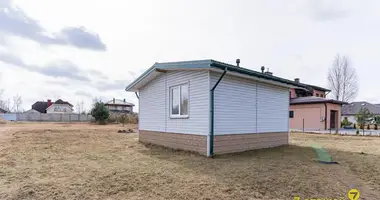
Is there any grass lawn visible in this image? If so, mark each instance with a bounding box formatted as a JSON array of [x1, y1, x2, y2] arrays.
[[0, 123, 379, 199]]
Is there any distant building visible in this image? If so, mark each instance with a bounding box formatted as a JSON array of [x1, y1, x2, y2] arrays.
[[105, 98, 134, 113], [31, 99, 74, 113], [0, 107, 8, 113], [289, 78, 347, 131], [342, 101, 380, 124], [24, 109, 40, 114]]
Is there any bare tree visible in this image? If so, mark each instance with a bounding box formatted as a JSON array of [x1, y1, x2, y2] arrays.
[[0, 89, 4, 108], [327, 54, 358, 102], [12, 94, 23, 113], [76, 100, 85, 114]]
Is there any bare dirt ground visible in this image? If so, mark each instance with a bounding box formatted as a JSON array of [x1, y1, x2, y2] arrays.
[[0, 123, 379, 200]]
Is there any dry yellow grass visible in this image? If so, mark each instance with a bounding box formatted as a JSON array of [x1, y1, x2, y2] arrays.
[[0, 123, 379, 200]]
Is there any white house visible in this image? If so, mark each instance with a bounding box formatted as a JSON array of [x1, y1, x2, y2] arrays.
[[46, 99, 74, 114], [342, 101, 380, 124], [125, 59, 300, 157]]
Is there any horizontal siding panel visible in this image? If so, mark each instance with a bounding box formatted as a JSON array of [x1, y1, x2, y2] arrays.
[[257, 82, 289, 133], [139, 70, 209, 135], [166, 71, 209, 135], [211, 72, 257, 135], [139, 74, 166, 131]]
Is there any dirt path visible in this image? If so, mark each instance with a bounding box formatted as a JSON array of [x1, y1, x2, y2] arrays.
[[329, 164, 379, 200], [0, 126, 12, 151]]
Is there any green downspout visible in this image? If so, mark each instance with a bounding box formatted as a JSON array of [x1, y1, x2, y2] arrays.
[[210, 67, 227, 157], [324, 103, 327, 130]]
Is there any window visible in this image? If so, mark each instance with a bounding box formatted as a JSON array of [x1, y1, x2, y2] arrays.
[[316, 94, 319, 97], [289, 111, 294, 118], [170, 84, 189, 118]]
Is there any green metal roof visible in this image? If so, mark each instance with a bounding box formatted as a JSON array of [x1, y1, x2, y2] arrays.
[[125, 59, 326, 92]]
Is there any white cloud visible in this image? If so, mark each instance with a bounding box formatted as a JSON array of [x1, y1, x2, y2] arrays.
[[1, 0, 380, 113]]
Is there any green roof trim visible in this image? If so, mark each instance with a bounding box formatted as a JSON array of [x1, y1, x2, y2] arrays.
[[125, 59, 329, 91]]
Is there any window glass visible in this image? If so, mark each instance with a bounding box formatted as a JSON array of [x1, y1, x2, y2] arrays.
[[180, 85, 188, 115], [289, 111, 294, 118], [171, 87, 179, 115]]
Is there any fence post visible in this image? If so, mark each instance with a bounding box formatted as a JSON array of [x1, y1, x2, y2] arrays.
[[302, 118, 305, 132]]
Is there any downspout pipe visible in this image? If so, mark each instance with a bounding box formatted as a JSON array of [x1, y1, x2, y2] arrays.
[[135, 92, 139, 99], [209, 67, 227, 158], [324, 103, 327, 130]]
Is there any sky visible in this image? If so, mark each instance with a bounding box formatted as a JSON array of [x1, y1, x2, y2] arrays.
[[1, 0, 380, 112]]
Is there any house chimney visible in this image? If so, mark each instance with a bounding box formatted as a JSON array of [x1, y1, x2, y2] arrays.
[[294, 78, 300, 83], [47, 99, 52, 107], [261, 66, 265, 73], [123, 99, 126, 102], [236, 59, 240, 67], [113, 98, 115, 103]]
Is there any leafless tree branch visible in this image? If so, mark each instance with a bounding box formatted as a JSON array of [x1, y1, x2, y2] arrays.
[[12, 94, 23, 113], [328, 53, 358, 102]]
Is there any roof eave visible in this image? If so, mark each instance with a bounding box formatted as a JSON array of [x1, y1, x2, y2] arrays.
[[210, 61, 301, 88], [125, 60, 213, 92], [290, 100, 348, 105]]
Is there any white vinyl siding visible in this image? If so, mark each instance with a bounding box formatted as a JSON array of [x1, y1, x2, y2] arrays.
[[210, 71, 289, 135], [139, 74, 166, 132], [139, 70, 209, 135], [257, 83, 289, 133], [211, 73, 257, 134]]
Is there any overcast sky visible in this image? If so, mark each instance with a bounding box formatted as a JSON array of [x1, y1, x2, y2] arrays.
[[1, 0, 380, 112]]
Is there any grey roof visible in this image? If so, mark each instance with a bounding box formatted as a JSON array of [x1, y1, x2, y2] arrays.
[[105, 99, 135, 106], [126, 59, 308, 92], [297, 83, 330, 92], [0, 107, 8, 113], [342, 101, 380, 115], [290, 96, 347, 105], [54, 99, 73, 107]]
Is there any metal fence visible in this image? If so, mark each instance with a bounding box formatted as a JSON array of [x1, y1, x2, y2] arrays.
[[0, 113, 94, 122]]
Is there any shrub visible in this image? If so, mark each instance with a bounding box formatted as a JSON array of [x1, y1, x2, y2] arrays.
[[353, 123, 356, 129], [375, 124, 378, 130], [341, 117, 352, 127], [367, 124, 371, 130], [90, 102, 110, 124], [356, 130, 360, 135]]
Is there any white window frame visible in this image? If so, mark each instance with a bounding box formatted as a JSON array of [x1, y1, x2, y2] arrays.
[[169, 83, 189, 119]]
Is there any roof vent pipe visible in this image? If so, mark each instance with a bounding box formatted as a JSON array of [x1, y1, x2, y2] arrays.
[[294, 78, 300, 83], [236, 59, 240, 67], [261, 66, 265, 73]]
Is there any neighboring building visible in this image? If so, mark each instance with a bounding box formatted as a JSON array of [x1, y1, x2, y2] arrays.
[[32, 100, 49, 113], [105, 98, 135, 113], [289, 97, 347, 131], [288, 78, 347, 131], [0, 107, 8, 113], [289, 78, 330, 99], [46, 99, 73, 113], [31, 99, 73, 113], [342, 101, 380, 124], [24, 109, 40, 114], [125, 59, 302, 156]]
